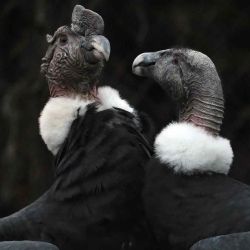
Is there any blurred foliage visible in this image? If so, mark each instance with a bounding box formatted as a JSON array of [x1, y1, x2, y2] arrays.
[[0, 0, 250, 215]]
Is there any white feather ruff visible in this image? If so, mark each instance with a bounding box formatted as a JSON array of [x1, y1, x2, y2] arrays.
[[154, 122, 233, 175], [97, 86, 134, 113], [39, 86, 134, 155], [39, 97, 92, 155]]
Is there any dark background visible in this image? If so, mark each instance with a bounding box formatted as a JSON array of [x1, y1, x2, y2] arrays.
[[0, 0, 250, 215]]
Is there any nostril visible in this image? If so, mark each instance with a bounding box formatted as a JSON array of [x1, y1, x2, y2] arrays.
[[136, 61, 156, 67], [80, 38, 91, 50], [80, 42, 85, 49], [81, 40, 94, 51]]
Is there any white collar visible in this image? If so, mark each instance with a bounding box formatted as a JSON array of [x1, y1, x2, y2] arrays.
[[39, 86, 134, 155], [154, 122, 233, 175]]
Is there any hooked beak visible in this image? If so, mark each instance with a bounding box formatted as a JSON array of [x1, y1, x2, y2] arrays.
[[90, 35, 110, 62], [132, 50, 167, 76]]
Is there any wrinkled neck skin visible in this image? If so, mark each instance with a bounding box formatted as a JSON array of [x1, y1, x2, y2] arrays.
[[48, 80, 99, 101], [178, 79, 224, 136]]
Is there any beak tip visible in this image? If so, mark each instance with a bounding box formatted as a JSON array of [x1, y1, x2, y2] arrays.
[[104, 53, 110, 62], [132, 67, 143, 76], [132, 54, 145, 76], [91, 36, 111, 62], [103, 43, 111, 61], [132, 54, 143, 68]]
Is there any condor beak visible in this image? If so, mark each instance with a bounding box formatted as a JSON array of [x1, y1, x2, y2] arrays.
[[132, 50, 167, 76], [90, 35, 110, 62]]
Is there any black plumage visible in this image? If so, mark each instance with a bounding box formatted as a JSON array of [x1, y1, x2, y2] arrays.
[[0, 104, 154, 250], [144, 159, 250, 249]]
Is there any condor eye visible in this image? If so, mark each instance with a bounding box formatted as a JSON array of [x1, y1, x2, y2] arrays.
[[172, 58, 179, 65], [59, 35, 68, 45]]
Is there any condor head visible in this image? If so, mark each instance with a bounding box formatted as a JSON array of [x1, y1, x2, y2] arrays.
[[132, 48, 224, 135], [41, 5, 110, 96]]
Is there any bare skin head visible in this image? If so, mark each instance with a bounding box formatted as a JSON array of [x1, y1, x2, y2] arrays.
[[41, 5, 110, 99], [132, 48, 224, 135]]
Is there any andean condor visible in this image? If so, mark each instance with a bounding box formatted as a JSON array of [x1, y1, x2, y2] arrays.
[[132, 48, 250, 250], [0, 5, 153, 250]]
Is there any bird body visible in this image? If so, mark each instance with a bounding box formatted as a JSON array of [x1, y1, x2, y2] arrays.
[[0, 87, 153, 250], [132, 48, 250, 250], [143, 121, 239, 249]]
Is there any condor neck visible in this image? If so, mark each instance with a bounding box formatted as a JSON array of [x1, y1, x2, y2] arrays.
[[178, 92, 224, 136], [48, 82, 98, 101]]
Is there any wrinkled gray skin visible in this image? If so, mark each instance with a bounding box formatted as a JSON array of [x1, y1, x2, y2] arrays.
[[41, 5, 110, 97], [132, 48, 224, 135]]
